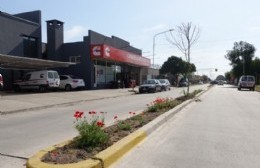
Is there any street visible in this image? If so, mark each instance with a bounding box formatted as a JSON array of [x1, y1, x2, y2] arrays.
[[111, 85, 260, 168], [0, 85, 207, 168]]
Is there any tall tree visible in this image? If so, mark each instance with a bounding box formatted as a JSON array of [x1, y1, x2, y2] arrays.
[[225, 41, 255, 77], [167, 22, 200, 93]]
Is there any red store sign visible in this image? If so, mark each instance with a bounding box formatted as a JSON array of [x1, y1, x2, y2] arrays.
[[91, 44, 150, 67]]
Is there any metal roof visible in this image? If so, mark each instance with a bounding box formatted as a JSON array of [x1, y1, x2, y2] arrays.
[[0, 54, 75, 70]]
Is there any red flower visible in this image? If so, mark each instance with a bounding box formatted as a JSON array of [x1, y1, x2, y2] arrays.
[[114, 115, 118, 120], [74, 111, 84, 119], [89, 111, 96, 115], [133, 112, 136, 115], [129, 112, 132, 114], [96, 121, 105, 127]]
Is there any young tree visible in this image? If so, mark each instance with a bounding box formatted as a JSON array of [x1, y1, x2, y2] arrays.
[[167, 22, 200, 93]]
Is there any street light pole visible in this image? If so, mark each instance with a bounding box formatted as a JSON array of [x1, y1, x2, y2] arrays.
[[152, 29, 174, 68], [242, 55, 245, 75]]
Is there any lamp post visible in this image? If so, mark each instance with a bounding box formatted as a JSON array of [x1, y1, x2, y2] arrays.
[[242, 55, 245, 75], [152, 29, 174, 68]]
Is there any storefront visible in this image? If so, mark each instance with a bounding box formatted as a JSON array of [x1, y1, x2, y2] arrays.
[[90, 44, 150, 88]]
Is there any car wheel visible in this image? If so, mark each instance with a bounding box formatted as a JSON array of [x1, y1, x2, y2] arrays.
[[65, 84, 72, 91]]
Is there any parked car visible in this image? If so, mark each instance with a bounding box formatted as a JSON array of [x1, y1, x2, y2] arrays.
[[198, 81, 204, 85], [237, 75, 255, 91], [217, 80, 224, 85], [159, 79, 171, 91], [178, 78, 188, 87], [0, 74, 3, 90], [59, 75, 85, 91], [13, 70, 60, 92], [139, 79, 162, 93]]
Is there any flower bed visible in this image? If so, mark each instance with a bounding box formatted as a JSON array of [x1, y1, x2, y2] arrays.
[[39, 90, 202, 165]]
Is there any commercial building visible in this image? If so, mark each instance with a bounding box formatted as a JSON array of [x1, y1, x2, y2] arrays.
[[0, 10, 152, 90]]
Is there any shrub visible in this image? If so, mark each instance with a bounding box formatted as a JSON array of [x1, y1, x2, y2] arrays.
[[73, 111, 109, 151], [117, 121, 132, 131]]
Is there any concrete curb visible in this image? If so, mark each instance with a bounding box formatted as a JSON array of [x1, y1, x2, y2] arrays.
[[27, 131, 147, 168], [26, 87, 212, 168]]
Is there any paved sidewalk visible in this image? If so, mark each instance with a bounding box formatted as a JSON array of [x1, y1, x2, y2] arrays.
[[0, 88, 135, 115]]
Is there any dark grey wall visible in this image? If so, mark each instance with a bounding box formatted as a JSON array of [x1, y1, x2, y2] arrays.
[[61, 37, 93, 89], [46, 20, 64, 61], [0, 11, 42, 58], [14, 10, 41, 24], [0, 11, 42, 90], [89, 30, 142, 55]]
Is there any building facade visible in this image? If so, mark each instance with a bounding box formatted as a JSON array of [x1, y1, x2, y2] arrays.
[[0, 10, 42, 89], [0, 10, 151, 90]]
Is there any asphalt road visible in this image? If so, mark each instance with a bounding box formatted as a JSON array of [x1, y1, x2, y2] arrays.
[[0, 85, 208, 168], [111, 85, 260, 168]]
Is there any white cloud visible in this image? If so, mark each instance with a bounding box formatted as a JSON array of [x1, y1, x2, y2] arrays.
[[64, 25, 87, 42]]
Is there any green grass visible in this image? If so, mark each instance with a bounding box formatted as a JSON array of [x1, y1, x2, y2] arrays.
[[255, 85, 260, 92]]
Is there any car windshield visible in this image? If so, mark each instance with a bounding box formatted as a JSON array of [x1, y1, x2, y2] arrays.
[[241, 76, 247, 81], [248, 76, 254, 81], [143, 80, 155, 84]]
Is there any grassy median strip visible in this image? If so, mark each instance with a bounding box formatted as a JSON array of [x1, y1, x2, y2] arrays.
[[27, 89, 203, 168], [255, 85, 260, 92]]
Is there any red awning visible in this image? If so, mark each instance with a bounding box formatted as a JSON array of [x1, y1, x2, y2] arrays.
[[91, 44, 150, 67]]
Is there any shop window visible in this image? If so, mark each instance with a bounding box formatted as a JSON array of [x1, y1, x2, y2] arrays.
[[69, 56, 81, 63]]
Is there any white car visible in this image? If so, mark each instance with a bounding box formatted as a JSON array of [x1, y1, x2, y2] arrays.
[[59, 75, 85, 91]]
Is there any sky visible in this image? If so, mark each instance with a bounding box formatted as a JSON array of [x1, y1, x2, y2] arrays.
[[1, 0, 260, 79]]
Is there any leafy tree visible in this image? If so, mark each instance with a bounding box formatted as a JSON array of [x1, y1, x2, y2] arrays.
[[201, 75, 210, 83], [160, 56, 184, 75], [225, 41, 255, 77], [160, 56, 196, 85], [225, 71, 232, 82], [160, 56, 196, 76], [216, 75, 225, 81]]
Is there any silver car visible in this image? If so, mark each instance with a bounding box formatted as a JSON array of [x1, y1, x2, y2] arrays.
[[139, 79, 162, 93], [238, 75, 255, 91], [159, 79, 171, 91]]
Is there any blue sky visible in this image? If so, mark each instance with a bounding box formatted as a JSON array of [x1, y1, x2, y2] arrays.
[[2, 0, 260, 79]]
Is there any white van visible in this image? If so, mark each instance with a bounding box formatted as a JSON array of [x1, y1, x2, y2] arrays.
[[238, 75, 255, 91], [13, 70, 60, 92]]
